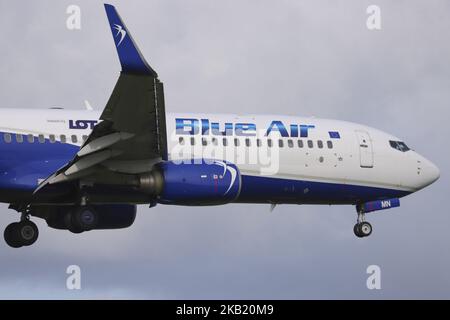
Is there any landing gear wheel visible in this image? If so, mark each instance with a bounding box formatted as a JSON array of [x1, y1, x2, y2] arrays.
[[74, 207, 98, 230], [354, 206, 373, 238], [4, 222, 22, 248], [17, 220, 39, 246], [359, 222, 372, 237], [3, 220, 39, 248], [65, 206, 98, 233], [68, 226, 84, 234], [353, 222, 372, 238], [353, 223, 364, 238], [64, 212, 84, 234]]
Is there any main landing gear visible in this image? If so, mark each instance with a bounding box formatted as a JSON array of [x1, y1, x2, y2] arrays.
[[3, 203, 100, 248], [353, 209, 372, 238], [4, 215, 39, 248]]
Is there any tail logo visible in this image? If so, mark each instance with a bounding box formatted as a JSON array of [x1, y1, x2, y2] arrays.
[[113, 24, 127, 47]]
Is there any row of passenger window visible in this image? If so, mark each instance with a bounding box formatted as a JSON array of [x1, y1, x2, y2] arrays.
[[3, 132, 335, 149], [179, 137, 334, 149], [2, 133, 88, 144]]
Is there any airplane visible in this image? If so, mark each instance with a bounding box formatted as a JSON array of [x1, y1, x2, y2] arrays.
[[0, 4, 440, 248]]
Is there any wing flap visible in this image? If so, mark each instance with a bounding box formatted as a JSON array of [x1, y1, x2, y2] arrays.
[[65, 149, 122, 176], [77, 132, 134, 157]]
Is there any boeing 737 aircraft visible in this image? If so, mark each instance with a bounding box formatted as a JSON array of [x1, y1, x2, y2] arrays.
[[0, 4, 440, 248]]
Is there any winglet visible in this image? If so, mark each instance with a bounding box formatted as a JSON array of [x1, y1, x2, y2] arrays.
[[104, 4, 158, 77]]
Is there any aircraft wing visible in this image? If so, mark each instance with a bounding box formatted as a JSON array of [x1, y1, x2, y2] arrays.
[[34, 4, 167, 194]]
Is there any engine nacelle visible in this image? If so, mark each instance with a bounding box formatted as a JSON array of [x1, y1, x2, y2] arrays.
[[156, 160, 241, 205], [62, 160, 241, 207]]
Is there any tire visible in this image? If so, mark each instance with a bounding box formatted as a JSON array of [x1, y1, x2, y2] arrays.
[[4, 222, 22, 248], [62, 211, 82, 233], [359, 222, 372, 237], [353, 223, 364, 238], [71, 206, 98, 231], [17, 220, 39, 246]]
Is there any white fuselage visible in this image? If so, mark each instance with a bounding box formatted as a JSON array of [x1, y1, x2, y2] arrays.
[[0, 108, 440, 204]]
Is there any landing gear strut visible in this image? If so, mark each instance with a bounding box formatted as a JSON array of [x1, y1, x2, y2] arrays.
[[4, 215, 39, 248], [353, 209, 372, 238]]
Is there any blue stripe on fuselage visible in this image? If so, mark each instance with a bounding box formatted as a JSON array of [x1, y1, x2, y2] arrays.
[[237, 175, 411, 204]]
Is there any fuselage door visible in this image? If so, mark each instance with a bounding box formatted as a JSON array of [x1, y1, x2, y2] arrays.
[[355, 130, 374, 168]]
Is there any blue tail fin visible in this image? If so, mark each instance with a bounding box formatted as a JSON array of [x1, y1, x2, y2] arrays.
[[104, 4, 158, 77]]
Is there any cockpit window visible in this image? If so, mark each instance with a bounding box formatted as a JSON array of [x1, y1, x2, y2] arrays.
[[389, 140, 410, 152]]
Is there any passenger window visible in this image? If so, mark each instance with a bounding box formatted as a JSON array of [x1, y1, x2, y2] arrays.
[[60, 135, 66, 143], [288, 139, 294, 148], [298, 140, 304, 148], [307, 140, 313, 148], [71, 135, 78, 143], [223, 138, 228, 146], [202, 138, 207, 146], [82, 135, 88, 142], [49, 134, 56, 143], [212, 138, 218, 146], [38, 134, 45, 143], [190, 137, 195, 145], [245, 138, 251, 147], [179, 137, 184, 145], [257, 139, 262, 147], [4, 133, 12, 143], [317, 140, 323, 149], [327, 141, 333, 149], [27, 135, 35, 143], [278, 140, 284, 148], [16, 134, 23, 143], [234, 138, 240, 147]]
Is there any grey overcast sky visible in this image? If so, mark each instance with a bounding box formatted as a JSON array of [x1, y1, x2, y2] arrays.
[[0, 0, 449, 299]]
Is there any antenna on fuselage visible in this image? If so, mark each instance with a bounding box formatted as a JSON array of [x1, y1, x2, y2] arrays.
[[84, 100, 94, 111]]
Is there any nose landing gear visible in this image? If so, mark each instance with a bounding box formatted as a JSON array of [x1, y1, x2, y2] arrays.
[[4, 217, 39, 248], [353, 208, 372, 238]]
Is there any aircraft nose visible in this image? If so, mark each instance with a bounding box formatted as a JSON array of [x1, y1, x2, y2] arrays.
[[420, 158, 440, 188]]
